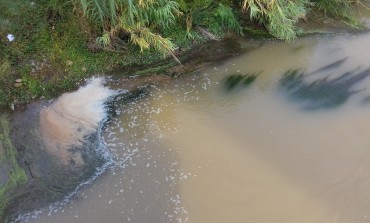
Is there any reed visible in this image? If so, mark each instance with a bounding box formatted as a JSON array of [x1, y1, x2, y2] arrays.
[[241, 0, 366, 40], [73, 0, 180, 57]]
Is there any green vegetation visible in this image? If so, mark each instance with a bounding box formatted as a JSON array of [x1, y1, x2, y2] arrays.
[[72, 0, 180, 57], [242, 0, 308, 40], [0, 0, 164, 108], [241, 0, 368, 40], [0, 0, 368, 108], [314, 0, 362, 18], [174, 0, 242, 37], [0, 115, 27, 220]]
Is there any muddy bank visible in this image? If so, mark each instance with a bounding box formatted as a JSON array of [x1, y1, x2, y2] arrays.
[[109, 38, 242, 78], [0, 38, 242, 222]]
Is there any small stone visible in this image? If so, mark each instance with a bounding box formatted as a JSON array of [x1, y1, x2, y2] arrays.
[[66, 60, 73, 66], [7, 34, 15, 42], [14, 83, 22, 88], [15, 79, 22, 83], [82, 67, 87, 72]]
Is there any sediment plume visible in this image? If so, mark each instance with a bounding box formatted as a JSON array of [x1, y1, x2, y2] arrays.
[[39, 77, 116, 165]]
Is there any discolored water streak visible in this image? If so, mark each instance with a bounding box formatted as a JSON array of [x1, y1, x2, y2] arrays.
[[39, 77, 116, 165], [19, 32, 370, 223]]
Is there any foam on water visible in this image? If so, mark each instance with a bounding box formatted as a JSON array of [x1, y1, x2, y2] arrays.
[[13, 77, 119, 222], [39, 77, 117, 164]]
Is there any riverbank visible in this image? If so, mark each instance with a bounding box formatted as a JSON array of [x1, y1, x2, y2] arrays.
[[0, 37, 245, 222], [1, 1, 369, 111], [14, 29, 370, 223], [1, 2, 370, 222]]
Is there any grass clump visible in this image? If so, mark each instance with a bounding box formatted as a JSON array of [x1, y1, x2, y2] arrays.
[[314, 0, 360, 18], [241, 0, 368, 40], [242, 0, 309, 41], [175, 0, 243, 37], [69, 0, 181, 61]]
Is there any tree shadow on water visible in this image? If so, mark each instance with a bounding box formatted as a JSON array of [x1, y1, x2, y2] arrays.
[[280, 65, 370, 110], [223, 72, 259, 91]]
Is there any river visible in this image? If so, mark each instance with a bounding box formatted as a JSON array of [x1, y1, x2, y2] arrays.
[[18, 31, 370, 223]]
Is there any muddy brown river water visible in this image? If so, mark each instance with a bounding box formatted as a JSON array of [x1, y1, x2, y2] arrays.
[[18, 32, 370, 223]]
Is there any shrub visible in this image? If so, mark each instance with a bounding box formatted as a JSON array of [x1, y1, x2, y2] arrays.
[[73, 0, 180, 58], [175, 0, 242, 38], [241, 0, 310, 40]]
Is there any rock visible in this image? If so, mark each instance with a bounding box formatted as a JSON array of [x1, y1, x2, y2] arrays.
[[7, 34, 15, 42], [14, 83, 22, 88], [15, 79, 22, 83]]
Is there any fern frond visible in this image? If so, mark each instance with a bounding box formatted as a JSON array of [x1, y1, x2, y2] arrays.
[[214, 4, 243, 35]]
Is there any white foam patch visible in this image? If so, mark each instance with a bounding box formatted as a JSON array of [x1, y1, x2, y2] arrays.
[[39, 77, 117, 164]]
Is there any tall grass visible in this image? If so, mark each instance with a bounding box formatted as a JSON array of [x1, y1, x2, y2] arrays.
[[313, 0, 357, 18], [242, 0, 310, 40], [56, 0, 369, 50], [175, 0, 242, 38], [0, 0, 19, 33], [73, 0, 180, 58], [241, 0, 367, 40]]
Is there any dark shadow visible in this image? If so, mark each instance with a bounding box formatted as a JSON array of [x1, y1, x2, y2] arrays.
[[280, 67, 370, 110], [363, 95, 370, 104], [308, 57, 347, 75], [223, 73, 259, 91]]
